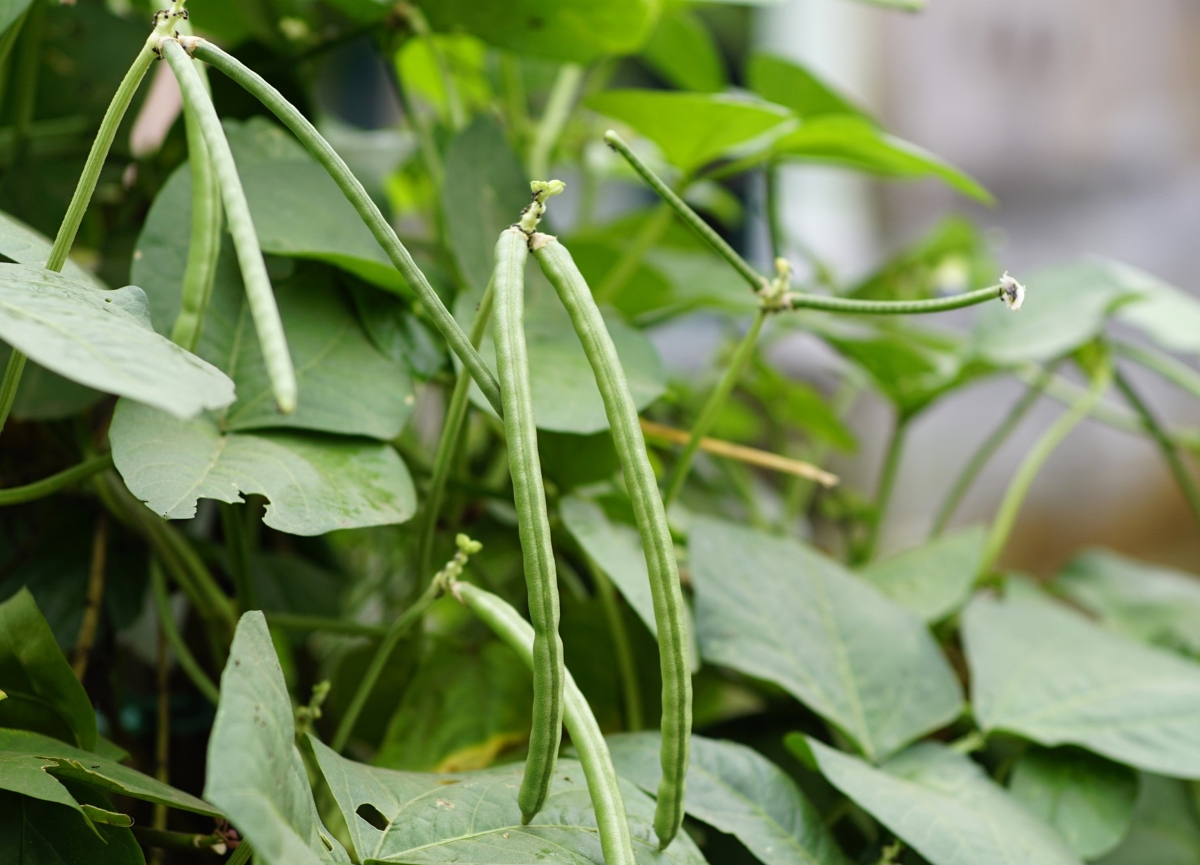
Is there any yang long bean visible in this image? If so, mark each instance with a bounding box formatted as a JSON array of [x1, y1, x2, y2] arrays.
[[493, 226, 564, 823], [533, 232, 691, 847], [163, 39, 296, 414]]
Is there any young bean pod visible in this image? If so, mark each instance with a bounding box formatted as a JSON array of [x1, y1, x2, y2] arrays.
[[493, 226, 564, 823], [162, 39, 297, 414], [453, 580, 636, 865], [532, 233, 691, 847]]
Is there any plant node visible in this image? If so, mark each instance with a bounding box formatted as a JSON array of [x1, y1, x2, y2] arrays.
[[757, 257, 793, 312], [516, 180, 566, 235]]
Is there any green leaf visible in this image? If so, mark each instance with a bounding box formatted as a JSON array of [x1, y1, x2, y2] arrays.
[[0, 264, 234, 419], [0, 728, 218, 817], [0, 208, 106, 291], [0, 345, 102, 421], [310, 739, 708, 864], [1052, 549, 1200, 657], [0, 788, 144, 864], [416, 0, 660, 64], [0, 1, 31, 35], [858, 526, 985, 623], [640, 7, 727, 93], [110, 400, 416, 536], [689, 515, 963, 761], [226, 118, 405, 293], [1110, 265, 1200, 355], [0, 590, 96, 750], [205, 612, 349, 865], [441, 115, 529, 295], [789, 737, 1081, 865], [770, 117, 991, 202], [587, 90, 791, 175], [607, 732, 849, 865], [1096, 775, 1200, 865], [747, 54, 870, 120], [970, 259, 1146, 366], [964, 593, 1200, 777], [459, 273, 667, 434], [375, 639, 533, 773], [1009, 746, 1136, 859], [847, 216, 999, 302], [347, 285, 446, 381]]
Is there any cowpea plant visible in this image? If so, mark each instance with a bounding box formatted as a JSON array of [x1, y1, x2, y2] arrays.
[[2, 1, 1200, 864]]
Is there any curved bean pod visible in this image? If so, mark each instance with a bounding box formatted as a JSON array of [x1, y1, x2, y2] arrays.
[[532, 234, 691, 847], [493, 227, 564, 823]]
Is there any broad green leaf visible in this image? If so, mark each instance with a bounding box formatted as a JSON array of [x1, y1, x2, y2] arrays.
[[689, 515, 963, 761], [0, 590, 96, 750], [1111, 265, 1200, 355], [607, 732, 849, 865], [1053, 549, 1200, 656], [310, 739, 708, 864], [771, 117, 991, 202], [0, 728, 218, 817], [970, 259, 1146, 366], [396, 34, 493, 122], [640, 7, 726, 92], [226, 118, 405, 293], [0, 264, 234, 419], [847, 216, 998, 302], [110, 400, 416, 536], [417, 0, 660, 64], [0, 346, 101, 421], [0, 208, 106, 291], [0, 788, 144, 864], [348, 285, 446, 381], [375, 639, 532, 772], [587, 90, 791, 175], [789, 737, 1080, 865], [964, 593, 1200, 777], [1096, 775, 1200, 865], [205, 612, 349, 865], [747, 54, 870, 120], [859, 526, 985, 622], [1009, 746, 1136, 859], [442, 115, 529, 294], [0, 1, 31, 35], [460, 272, 667, 434]]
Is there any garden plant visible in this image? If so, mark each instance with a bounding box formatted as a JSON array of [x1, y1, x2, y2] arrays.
[[2, 0, 1200, 863]]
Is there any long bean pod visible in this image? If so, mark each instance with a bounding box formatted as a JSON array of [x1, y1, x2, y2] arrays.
[[452, 580, 636, 865], [532, 233, 691, 847], [493, 227, 564, 823], [162, 39, 296, 414], [188, 39, 504, 415]]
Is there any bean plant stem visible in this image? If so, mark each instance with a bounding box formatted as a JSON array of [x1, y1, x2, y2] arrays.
[[164, 39, 297, 415], [220, 504, 257, 612], [71, 515, 108, 680], [192, 40, 505, 415], [529, 63, 583, 183], [664, 308, 768, 509], [416, 281, 494, 585], [131, 827, 226, 853], [1113, 368, 1200, 527], [265, 612, 387, 638], [594, 202, 672, 304], [0, 453, 113, 505], [588, 557, 644, 732], [787, 284, 1007, 315], [453, 581, 637, 865], [979, 362, 1112, 576], [404, 4, 466, 132], [1114, 341, 1200, 403], [150, 559, 221, 705], [500, 54, 528, 146], [860, 418, 908, 564], [534, 235, 690, 846], [931, 369, 1052, 538], [152, 619, 171, 863], [226, 842, 253, 865]]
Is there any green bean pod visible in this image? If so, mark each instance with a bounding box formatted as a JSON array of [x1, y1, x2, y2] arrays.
[[453, 581, 636, 865], [493, 226, 564, 823], [162, 40, 297, 415], [532, 234, 691, 847]]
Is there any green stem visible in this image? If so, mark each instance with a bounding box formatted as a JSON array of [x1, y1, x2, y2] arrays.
[[789, 283, 1007, 315], [589, 558, 643, 731], [593, 202, 672, 304], [664, 309, 768, 508], [131, 827, 226, 852], [221, 503, 257, 612], [1114, 341, 1200, 403], [1113, 368, 1200, 528], [499, 53, 528, 147], [0, 4, 31, 109], [453, 581, 637, 865], [529, 63, 583, 182], [0, 453, 113, 506], [264, 612, 387, 638], [860, 418, 908, 564], [980, 362, 1112, 576], [404, 4, 466, 132], [5, 0, 44, 173], [0, 350, 27, 438], [416, 281, 494, 584], [150, 558, 221, 705], [226, 842, 253, 865], [764, 165, 834, 289], [164, 39, 296, 414], [605, 130, 765, 292], [931, 370, 1052, 538], [192, 40, 504, 415], [782, 376, 860, 527]]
